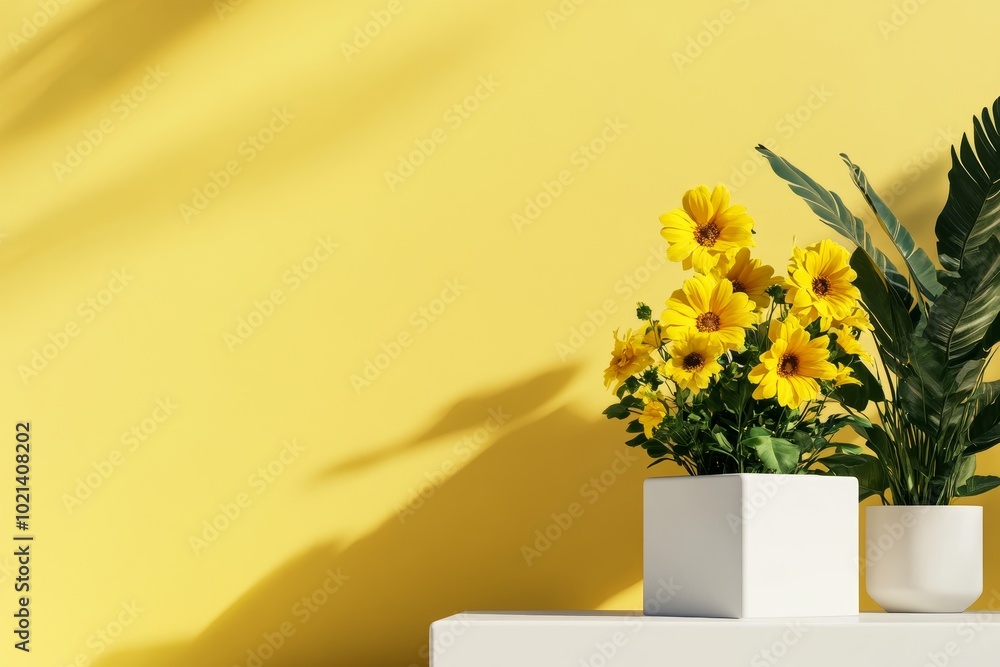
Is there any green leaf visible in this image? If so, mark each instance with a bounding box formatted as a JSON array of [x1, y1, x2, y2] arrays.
[[603, 403, 631, 420], [935, 97, 1000, 273], [825, 453, 889, 502], [791, 430, 813, 454], [923, 236, 1000, 365], [822, 453, 871, 468], [712, 429, 734, 453], [624, 433, 647, 447], [836, 443, 864, 455], [956, 475, 1000, 497], [756, 145, 914, 310], [850, 248, 914, 373], [745, 436, 799, 474], [625, 419, 645, 433], [841, 154, 942, 301], [969, 392, 1000, 454], [899, 338, 984, 436], [955, 455, 977, 489]]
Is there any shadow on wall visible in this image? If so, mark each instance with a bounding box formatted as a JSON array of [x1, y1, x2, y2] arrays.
[[96, 367, 655, 667], [0, 0, 221, 139]]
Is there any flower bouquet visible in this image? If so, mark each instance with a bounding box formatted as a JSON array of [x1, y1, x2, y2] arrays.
[[603, 185, 880, 476]]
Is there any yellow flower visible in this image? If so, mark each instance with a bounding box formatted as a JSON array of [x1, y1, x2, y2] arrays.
[[603, 329, 653, 390], [661, 274, 756, 351], [785, 240, 861, 329], [833, 363, 862, 387], [716, 247, 780, 310], [659, 184, 756, 274], [638, 401, 669, 438], [662, 333, 725, 393], [832, 306, 873, 332], [834, 327, 874, 364], [748, 316, 837, 408]]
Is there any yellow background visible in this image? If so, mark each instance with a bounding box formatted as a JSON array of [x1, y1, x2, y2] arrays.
[[2, 0, 999, 665]]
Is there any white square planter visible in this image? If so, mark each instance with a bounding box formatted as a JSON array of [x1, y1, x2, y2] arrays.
[[644, 474, 858, 618]]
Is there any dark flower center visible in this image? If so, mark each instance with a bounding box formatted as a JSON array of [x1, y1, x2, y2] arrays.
[[682, 352, 705, 371], [695, 312, 721, 332], [694, 222, 721, 247], [731, 280, 747, 294], [812, 276, 831, 296], [778, 354, 799, 377]]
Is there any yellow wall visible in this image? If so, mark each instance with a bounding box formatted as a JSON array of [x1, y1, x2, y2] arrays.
[[2, 0, 999, 665]]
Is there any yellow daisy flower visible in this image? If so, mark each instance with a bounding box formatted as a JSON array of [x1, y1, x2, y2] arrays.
[[659, 184, 756, 274], [834, 327, 874, 364], [785, 239, 861, 329], [603, 329, 653, 390], [748, 316, 837, 408], [661, 274, 756, 351], [716, 247, 780, 310], [662, 333, 725, 393], [638, 400, 669, 438], [831, 306, 873, 332], [833, 363, 862, 387]]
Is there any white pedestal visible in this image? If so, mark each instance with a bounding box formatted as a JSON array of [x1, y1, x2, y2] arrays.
[[430, 612, 1000, 666]]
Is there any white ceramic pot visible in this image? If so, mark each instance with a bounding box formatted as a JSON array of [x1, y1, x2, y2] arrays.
[[865, 505, 982, 613], [644, 474, 859, 618]]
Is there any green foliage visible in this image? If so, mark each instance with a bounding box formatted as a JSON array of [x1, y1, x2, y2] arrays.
[[603, 310, 880, 476], [760, 97, 1000, 505]]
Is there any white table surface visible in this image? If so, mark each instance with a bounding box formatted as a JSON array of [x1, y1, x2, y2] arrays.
[[430, 611, 1000, 666]]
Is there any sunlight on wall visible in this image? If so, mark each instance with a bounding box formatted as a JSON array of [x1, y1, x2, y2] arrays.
[[1, 0, 999, 665]]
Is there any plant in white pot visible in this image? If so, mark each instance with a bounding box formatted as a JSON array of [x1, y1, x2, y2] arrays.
[[758, 96, 1000, 613], [603, 185, 878, 618]]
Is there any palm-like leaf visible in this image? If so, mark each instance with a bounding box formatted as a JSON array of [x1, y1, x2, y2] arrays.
[[841, 154, 942, 302], [849, 248, 912, 373], [756, 145, 914, 311], [923, 237, 1000, 365], [936, 97, 1000, 273]]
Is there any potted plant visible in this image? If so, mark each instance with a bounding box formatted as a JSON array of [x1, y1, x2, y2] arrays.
[[603, 185, 875, 618], [757, 96, 1000, 612]]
